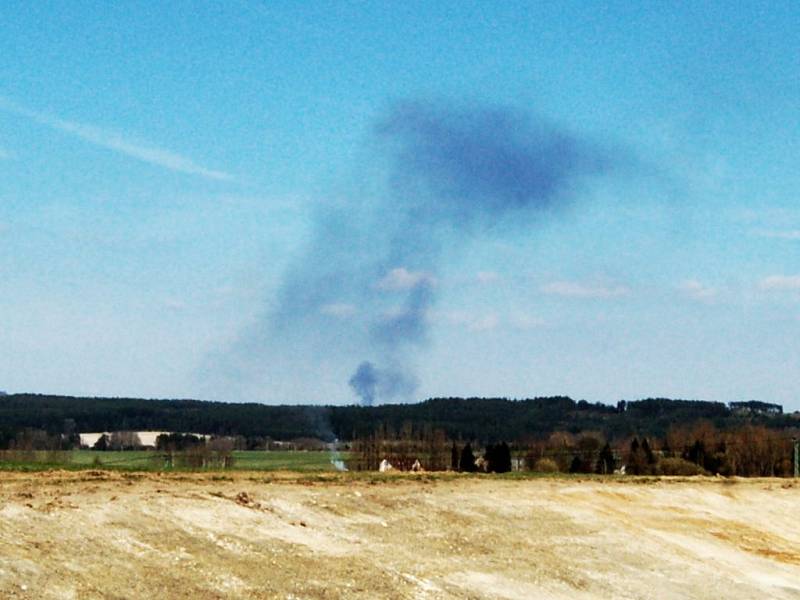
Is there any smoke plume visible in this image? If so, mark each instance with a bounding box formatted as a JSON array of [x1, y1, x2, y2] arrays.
[[220, 101, 616, 404], [348, 361, 418, 407]]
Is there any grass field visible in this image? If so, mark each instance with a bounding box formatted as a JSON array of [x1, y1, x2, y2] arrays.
[[0, 449, 348, 472]]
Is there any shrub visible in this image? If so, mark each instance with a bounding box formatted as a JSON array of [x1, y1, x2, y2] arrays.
[[533, 458, 559, 473], [657, 457, 708, 476]]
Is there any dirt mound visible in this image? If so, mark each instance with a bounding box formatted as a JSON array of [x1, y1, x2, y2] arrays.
[[0, 472, 798, 598]]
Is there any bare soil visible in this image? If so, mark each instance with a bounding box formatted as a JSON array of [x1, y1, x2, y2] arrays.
[[0, 471, 799, 599]]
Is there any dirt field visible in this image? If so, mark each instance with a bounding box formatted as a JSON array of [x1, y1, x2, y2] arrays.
[[0, 471, 798, 599]]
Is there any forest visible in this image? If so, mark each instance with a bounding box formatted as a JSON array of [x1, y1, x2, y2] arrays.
[[1, 394, 798, 477], [0, 393, 793, 447]]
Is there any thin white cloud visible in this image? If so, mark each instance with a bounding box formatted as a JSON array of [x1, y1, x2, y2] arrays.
[[375, 267, 436, 291], [759, 275, 800, 291], [510, 313, 545, 330], [541, 280, 629, 299], [754, 229, 800, 240], [0, 96, 233, 181], [733, 207, 800, 224], [475, 271, 501, 285], [469, 314, 499, 332], [438, 309, 544, 332], [438, 310, 499, 332], [679, 279, 717, 302], [320, 303, 357, 318], [439, 310, 471, 326], [163, 298, 188, 311]]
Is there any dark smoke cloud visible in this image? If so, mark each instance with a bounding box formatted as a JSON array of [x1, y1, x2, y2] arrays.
[[216, 102, 617, 404], [378, 103, 609, 220], [348, 361, 418, 406]]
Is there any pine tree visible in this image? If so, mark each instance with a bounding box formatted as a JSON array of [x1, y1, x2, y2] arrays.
[[596, 442, 615, 474], [494, 442, 512, 473], [503, 442, 513, 473], [459, 443, 477, 473], [642, 438, 656, 466], [484, 444, 496, 472], [626, 437, 648, 475]]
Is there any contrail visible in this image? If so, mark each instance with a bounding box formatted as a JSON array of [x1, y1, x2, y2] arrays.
[[0, 95, 233, 181]]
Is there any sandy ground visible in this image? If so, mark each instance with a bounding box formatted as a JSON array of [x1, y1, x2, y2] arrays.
[[0, 471, 798, 599]]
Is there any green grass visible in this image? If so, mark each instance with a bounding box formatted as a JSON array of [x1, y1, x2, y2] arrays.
[[0, 452, 712, 482], [232, 450, 346, 472], [0, 450, 350, 472], [71, 450, 157, 468]]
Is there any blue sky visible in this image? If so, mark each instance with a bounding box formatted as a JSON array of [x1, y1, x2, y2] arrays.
[[1, 1, 799, 408]]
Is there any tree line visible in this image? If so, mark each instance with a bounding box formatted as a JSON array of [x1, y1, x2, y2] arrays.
[[349, 423, 514, 473], [349, 418, 798, 478], [0, 393, 795, 452], [523, 421, 797, 477]]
